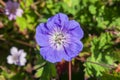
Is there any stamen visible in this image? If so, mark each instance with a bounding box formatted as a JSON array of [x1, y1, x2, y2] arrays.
[[49, 28, 70, 50]]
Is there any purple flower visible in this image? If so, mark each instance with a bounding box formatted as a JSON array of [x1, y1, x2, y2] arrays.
[[35, 13, 84, 63], [5, 0, 23, 20]]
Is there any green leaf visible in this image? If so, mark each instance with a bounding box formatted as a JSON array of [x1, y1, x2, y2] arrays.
[[25, 0, 33, 7], [35, 67, 44, 78], [101, 72, 120, 80], [89, 0, 97, 4], [84, 33, 115, 77], [33, 62, 46, 70], [89, 5, 96, 15], [41, 62, 57, 80], [16, 17, 27, 31]]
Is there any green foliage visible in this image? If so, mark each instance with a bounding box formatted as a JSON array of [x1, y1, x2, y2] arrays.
[[84, 33, 115, 77], [89, 5, 96, 15], [34, 52, 57, 80], [101, 72, 120, 80], [16, 17, 27, 31], [35, 67, 44, 78], [40, 62, 57, 80]]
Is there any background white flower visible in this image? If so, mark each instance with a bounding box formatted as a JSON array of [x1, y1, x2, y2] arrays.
[[7, 47, 27, 66]]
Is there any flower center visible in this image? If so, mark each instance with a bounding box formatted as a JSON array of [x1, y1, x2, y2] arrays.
[[54, 33, 65, 45], [10, 8, 16, 14], [13, 54, 20, 63], [49, 29, 70, 50]]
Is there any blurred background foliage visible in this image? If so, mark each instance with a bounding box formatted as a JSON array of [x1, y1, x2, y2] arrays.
[[0, 0, 120, 80]]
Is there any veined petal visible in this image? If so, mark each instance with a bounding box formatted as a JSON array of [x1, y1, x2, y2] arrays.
[[40, 46, 72, 63], [35, 23, 50, 46], [64, 39, 83, 58], [48, 13, 69, 27], [59, 48, 72, 61], [67, 20, 84, 40], [46, 21, 58, 31], [40, 47, 62, 63]]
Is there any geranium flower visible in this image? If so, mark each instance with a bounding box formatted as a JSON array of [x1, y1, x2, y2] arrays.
[[7, 47, 26, 66], [5, 0, 23, 20], [35, 13, 84, 63]]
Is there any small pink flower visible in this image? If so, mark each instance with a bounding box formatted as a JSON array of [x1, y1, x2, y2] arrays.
[[5, 0, 23, 20]]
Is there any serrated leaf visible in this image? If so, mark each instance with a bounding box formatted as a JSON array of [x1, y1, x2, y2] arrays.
[[84, 33, 115, 77]]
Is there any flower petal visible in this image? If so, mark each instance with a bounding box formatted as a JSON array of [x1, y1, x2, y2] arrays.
[[48, 13, 69, 27], [40, 47, 61, 63], [35, 23, 50, 46], [40, 46, 72, 63], [10, 47, 18, 55], [64, 38, 83, 58], [8, 14, 14, 20], [19, 57, 26, 66], [7, 55, 14, 64], [19, 49, 26, 58], [67, 20, 84, 39], [6, 0, 13, 9], [13, 2, 19, 9], [46, 21, 58, 31], [16, 8, 23, 17]]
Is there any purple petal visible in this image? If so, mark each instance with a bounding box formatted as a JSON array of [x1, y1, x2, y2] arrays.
[[35, 23, 50, 46], [46, 21, 57, 31], [13, 2, 19, 9], [64, 38, 83, 58], [67, 20, 84, 39], [6, 0, 13, 9], [40, 46, 72, 63], [40, 47, 62, 63], [48, 13, 69, 28], [8, 14, 15, 20]]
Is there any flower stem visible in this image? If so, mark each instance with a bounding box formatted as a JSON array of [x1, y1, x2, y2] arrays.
[[68, 61, 72, 80]]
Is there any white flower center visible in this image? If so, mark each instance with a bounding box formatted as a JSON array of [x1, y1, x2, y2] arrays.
[[49, 28, 70, 50]]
